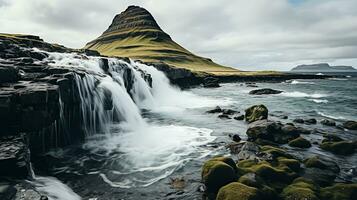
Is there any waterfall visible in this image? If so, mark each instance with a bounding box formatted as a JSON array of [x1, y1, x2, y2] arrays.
[[34, 52, 223, 191]]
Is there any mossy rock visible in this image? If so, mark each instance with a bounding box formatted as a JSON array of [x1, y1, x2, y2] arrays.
[[322, 134, 343, 143], [288, 137, 311, 148], [304, 156, 327, 169], [216, 182, 262, 200], [281, 178, 319, 200], [320, 183, 357, 200], [261, 145, 294, 159], [303, 156, 339, 173], [320, 141, 356, 155], [202, 157, 237, 193], [245, 104, 268, 123], [238, 173, 279, 200], [277, 157, 301, 172]]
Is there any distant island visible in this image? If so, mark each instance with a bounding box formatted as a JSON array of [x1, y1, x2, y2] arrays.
[[291, 63, 356, 72]]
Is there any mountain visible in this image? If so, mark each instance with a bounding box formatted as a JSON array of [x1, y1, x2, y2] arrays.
[[291, 63, 356, 72], [85, 5, 238, 74]]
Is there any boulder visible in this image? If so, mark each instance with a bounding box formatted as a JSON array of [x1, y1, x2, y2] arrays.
[[343, 121, 357, 130], [206, 106, 222, 114], [320, 141, 357, 155], [246, 120, 299, 144], [320, 183, 357, 200], [201, 157, 237, 193], [322, 134, 343, 143], [288, 137, 311, 148], [320, 119, 336, 126], [293, 118, 304, 124], [281, 178, 319, 200], [218, 114, 231, 119], [303, 156, 340, 173], [230, 134, 241, 143], [305, 118, 317, 124], [234, 114, 245, 120], [245, 105, 268, 123], [222, 109, 238, 115], [216, 182, 262, 200], [249, 88, 283, 95]]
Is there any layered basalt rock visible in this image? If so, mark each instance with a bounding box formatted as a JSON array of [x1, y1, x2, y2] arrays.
[[0, 34, 153, 183]]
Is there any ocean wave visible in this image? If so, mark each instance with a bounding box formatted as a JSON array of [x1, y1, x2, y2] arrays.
[[346, 75, 352, 78], [290, 80, 315, 85], [280, 91, 327, 98], [317, 111, 346, 120], [308, 99, 328, 104], [316, 73, 324, 75], [328, 78, 348, 81]]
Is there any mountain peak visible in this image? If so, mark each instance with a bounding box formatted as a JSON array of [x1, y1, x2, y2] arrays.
[[103, 5, 164, 35], [85, 6, 237, 74]]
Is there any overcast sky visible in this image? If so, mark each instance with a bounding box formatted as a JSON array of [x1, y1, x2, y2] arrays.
[[1, 0, 357, 70]]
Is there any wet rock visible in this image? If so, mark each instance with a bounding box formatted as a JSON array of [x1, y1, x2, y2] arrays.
[[320, 140, 357, 155], [216, 182, 262, 200], [206, 106, 222, 114], [245, 82, 258, 88], [0, 64, 19, 83], [305, 118, 317, 125], [246, 120, 299, 144], [230, 134, 241, 142], [322, 134, 343, 143], [320, 119, 336, 126], [293, 118, 304, 124], [236, 142, 261, 161], [99, 58, 109, 73], [0, 183, 16, 200], [245, 104, 268, 123], [203, 77, 220, 88], [249, 88, 283, 95], [288, 137, 311, 148], [170, 177, 186, 190], [343, 121, 357, 130], [218, 114, 231, 119], [320, 183, 357, 200], [303, 156, 340, 174], [222, 109, 238, 115], [0, 135, 31, 179], [234, 114, 245, 120], [202, 157, 237, 193], [281, 178, 319, 200]]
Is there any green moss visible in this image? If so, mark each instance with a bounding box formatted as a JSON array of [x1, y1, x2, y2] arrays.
[[216, 182, 262, 200], [261, 145, 294, 159], [288, 137, 311, 148], [320, 183, 357, 200], [320, 141, 356, 155], [303, 156, 327, 169], [245, 105, 268, 123], [277, 157, 301, 172], [281, 178, 319, 200], [201, 157, 237, 193]]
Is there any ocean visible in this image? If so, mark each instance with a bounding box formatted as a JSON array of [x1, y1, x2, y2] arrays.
[[32, 71, 357, 199]]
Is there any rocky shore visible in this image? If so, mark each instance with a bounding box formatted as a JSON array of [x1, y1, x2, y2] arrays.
[[201, 104, 357, 200], [0, 34, 154, 199]]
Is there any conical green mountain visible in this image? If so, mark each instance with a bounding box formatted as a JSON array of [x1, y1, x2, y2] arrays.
[[85, 5, 239, 74]]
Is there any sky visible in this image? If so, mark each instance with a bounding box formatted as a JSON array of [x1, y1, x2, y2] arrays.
[[1, 0, 357, 71]]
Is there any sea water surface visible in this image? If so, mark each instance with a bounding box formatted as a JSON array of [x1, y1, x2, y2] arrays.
[[34, 72, 357, 200]]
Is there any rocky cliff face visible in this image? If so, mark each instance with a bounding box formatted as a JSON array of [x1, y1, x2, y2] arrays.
[[0, 34, 154, 190], [85, 5, 237, 75]]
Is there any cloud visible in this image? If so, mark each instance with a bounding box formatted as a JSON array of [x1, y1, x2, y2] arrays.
[[1, 0, 357, 70]]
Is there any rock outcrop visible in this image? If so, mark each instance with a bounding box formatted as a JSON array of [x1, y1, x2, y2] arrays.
[[249, 88, 282, 95]]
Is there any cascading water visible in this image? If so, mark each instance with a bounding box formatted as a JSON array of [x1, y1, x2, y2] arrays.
[[28, 51, 230, 195]]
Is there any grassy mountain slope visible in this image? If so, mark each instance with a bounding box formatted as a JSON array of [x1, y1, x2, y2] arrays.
[[85, 5, 241, 74]]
